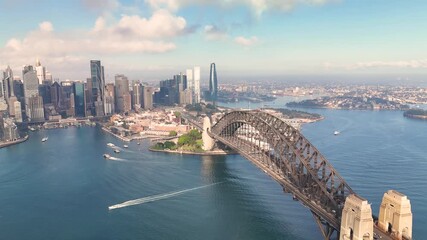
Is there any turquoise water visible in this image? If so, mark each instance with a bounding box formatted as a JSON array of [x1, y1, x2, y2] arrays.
[[0, 98, 426, 239]]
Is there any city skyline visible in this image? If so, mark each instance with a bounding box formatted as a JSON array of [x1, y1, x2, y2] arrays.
[[0, 0, 427, 82]]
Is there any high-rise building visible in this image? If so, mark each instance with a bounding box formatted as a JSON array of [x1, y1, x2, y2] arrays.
[[2, 66, 13, 102], [45, 71, 53, 84], [13, 80, 25, 116], [90, 60, 105, 116], [23, 65, 44, 121], [132, 83, 142, 110], [35, 59, 46, 84], [193, 66, 201, 103], [209, 63, 218, 104], [50, 82, 61, 110], [114, 74, 130, 113], [142, 86, 154, 110], [104, 83, 115, 115], [14, 100, 23, 122], [73, 82, 86, 117]]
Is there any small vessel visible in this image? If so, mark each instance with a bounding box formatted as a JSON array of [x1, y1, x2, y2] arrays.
[[123, 145, 128, 148], [103, 154, 111, 159], [137, 142, 140, 145], [334, 131, 340, 135], [29, 127, 36, 131], [114, 149, 120, 153], [41, 137, 48, 142], [107, 143, 115, 147]]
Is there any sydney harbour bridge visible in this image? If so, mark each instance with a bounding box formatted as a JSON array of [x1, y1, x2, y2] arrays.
[[183, 110, 413, 240]]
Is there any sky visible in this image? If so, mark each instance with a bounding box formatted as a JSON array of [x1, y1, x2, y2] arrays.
[[0, 0, 426, 83]]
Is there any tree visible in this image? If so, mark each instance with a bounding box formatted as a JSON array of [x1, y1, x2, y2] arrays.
[[178, 134, 191, 146], [164, 141, 177, 150], [169, 130, 178, 136]]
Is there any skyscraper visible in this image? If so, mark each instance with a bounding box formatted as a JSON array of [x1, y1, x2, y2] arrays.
[[114, 74, 130, 113], [90, 60, 105, 116], [23, 65, 44, 121], [209, 63, 218, 104], [186, 69, 193, 92], [132, 82, 142, 110], [35, 59, 46, 84], [73, 82, 86, 117], [2, 66, 13, 102], [104, 83, 115, 115], [142, 86, 154, 110], [193, 66, 201, 103]]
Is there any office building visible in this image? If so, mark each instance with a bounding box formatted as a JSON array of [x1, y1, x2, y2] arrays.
[[114, 74, 130, 113], [104, 83, 115, 115], [90, 60, 105, 116], [35, 59, 46, 84], [209, 63, 218, 104], [2, 66, 13, 103], [133, 83, 142, 110], [73, 82, 86, 117], [142, 86, 154, 110], [193, 66, 201, 103], [23, 65, 44, 121]]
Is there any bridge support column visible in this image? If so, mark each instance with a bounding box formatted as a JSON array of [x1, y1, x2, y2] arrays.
[[378, 190, 412, 240], [202, 116, 215, 151], [340, 194, 373, 240]]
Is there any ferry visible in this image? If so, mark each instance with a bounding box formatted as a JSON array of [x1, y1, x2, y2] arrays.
[[334, 131, 340, 136], [103, 154, 111, 159], [114, 149, 120, 153], [107, 143, 115, 147], [123, 145, 129, 148], [41, 137, 48, 142]]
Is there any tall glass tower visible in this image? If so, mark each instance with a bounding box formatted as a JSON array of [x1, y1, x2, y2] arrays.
[[209, 63, 218, 104], [90, 60, 105, 116]]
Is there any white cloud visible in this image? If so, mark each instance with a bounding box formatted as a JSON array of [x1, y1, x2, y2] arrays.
[[204, 25, 228, 41], [145, 0, 336, 16], [39, 21, 54, 32], [234, 36, 259, 46], [0, 10, 186, 60], [0, 10, 188, 80]]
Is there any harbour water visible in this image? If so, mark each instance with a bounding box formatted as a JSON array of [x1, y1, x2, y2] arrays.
[[0, 97, 426, 239]]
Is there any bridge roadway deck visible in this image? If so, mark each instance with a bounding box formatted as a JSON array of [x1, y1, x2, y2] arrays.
[[183, 117, 393, 240]]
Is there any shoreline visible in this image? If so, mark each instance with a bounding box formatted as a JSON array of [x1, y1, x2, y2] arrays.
[[101, 127, 131, 142], [404, 114, 427, 120], [0, 135, 29, 149], [149, 148, 235, 156]]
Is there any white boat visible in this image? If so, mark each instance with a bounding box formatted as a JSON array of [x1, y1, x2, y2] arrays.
[[334, 131, 340, 135], [103, 154, 111, 159], [123, 145, 129, 148], [114, 149, 120, 153], [137, 142, 140, 145], [107, 143, 115, 147], [41, 137, 48, 142], [29, 127, 36, 131]]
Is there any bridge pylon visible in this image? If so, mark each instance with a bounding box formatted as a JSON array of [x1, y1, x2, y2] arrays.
[[340, 194, 374, 240], [202, 116, 215, 151], [378, 190, 412, 240]]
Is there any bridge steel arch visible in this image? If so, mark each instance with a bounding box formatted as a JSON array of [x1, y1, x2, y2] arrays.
[[209, 110, 355, 239]]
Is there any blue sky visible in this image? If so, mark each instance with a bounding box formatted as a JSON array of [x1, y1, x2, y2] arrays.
[[0, 0, 426, 83]]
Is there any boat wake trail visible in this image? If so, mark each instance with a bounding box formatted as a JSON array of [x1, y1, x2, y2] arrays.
[[108, 182, 225, 210], [108, 157, 130, 162]]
